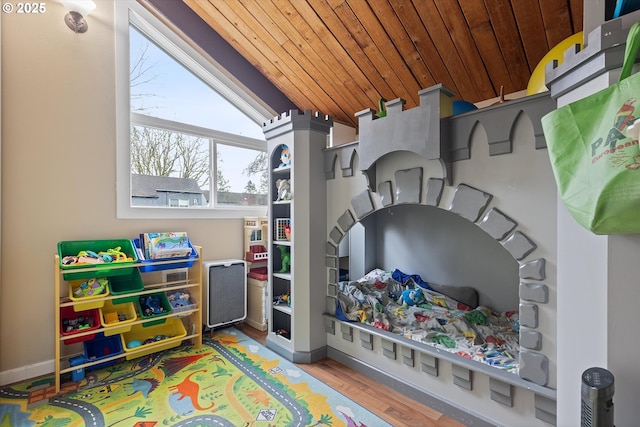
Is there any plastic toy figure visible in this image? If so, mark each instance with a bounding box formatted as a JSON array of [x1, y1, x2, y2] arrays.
[[277, 245, 290, 273], [273, 291, 290, 307]]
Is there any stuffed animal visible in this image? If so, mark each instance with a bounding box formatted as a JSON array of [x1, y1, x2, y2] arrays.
[[398, 288, 424, 307], [276, 178, 291, 201], [279, 145, 291, 168]]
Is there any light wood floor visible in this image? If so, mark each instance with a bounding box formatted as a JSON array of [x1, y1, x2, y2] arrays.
[[235, 322, 466, 427]]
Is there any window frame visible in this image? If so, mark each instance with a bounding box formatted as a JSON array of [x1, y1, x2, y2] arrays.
[[115, 0, 274, 219]]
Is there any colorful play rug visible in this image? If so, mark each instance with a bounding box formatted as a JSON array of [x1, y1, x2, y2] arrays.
[[0, 327, 391, 427]]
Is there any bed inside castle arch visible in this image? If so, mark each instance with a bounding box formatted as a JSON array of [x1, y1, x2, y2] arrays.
[[322, 87, 558, 426], [336, 202, 522, 371]]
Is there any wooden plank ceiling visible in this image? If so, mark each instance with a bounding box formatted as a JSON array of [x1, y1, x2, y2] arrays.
[[184, 0, 583, 127]]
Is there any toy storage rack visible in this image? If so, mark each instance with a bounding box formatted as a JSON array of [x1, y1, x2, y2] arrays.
[[53, 246, 202, 394]]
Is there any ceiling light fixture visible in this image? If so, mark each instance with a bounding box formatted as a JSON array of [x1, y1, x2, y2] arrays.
[[62, 0, 96, 33]]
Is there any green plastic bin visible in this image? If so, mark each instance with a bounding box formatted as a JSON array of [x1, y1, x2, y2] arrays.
[[58, 239, 138, 280], [137, 292, 172, 326], [108, 269, 144, 304]]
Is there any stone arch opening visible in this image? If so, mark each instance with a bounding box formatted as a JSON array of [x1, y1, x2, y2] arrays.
[[326, 177, 549, 385]]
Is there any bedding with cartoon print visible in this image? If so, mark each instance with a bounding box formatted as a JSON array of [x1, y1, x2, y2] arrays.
[[336, 268, 520, 373]]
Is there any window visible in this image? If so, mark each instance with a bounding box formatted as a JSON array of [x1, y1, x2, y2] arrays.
[[116, 1, 275, 219], [169, 198, 189, 208]]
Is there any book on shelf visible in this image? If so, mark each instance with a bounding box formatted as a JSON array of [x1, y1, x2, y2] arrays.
[[139, 232, 192, 260]]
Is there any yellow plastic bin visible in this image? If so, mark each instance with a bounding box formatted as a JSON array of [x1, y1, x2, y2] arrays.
[[99, 300, 137, 336], [120, 317, 186, 360], [68, 278, 110, 311]]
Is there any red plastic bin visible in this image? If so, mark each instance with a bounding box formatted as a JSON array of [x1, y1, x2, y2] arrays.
[[60, 306, 100, 344]]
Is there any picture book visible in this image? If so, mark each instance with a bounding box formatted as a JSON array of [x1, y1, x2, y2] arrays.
[[139, 232, 192, 259]]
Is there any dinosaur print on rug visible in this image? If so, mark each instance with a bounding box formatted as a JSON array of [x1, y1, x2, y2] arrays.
[[0, 327, 392, 427]]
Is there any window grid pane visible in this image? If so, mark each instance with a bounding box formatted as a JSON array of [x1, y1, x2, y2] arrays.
[[130, 120, 267, 208]]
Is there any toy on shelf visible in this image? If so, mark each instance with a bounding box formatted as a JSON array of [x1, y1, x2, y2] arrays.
[[62, 247, 133, 266], [126, 339, 142, 349], [275, 328, 290, 339], [139, 232, 192, 260], [143, 335, 170, 345], [273, 290, 290, 307], [167, 291, 191, 308], [127, 334, 172, 349], [62, 315, 93, 333], [276, 178, 291, 202], [275, 218, 291, 241], [103, 311, 126, 324], [139, 295, 168, 317], [72, 278, 109, 298], [277, 245, 290, 273], [278, 144, 291, 169]]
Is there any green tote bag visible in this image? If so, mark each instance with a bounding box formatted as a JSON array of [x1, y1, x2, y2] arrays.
[[541, 21, 640, 234]]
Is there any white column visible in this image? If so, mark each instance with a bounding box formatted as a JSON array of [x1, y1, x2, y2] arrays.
[[555, 69, 640, 427]]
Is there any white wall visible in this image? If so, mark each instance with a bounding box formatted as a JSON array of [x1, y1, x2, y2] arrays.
[[555, 70, 640, 427], [0, 1, 252, 382]]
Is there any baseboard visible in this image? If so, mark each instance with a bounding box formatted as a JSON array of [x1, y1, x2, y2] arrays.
[[0, 359, 54, 387], [244, 318, 268, 331], [265, 334, 327, 364]]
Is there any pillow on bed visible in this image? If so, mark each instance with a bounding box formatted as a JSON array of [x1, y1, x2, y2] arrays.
[[428, 282, 479, 309], [392, 268, 479, 308]]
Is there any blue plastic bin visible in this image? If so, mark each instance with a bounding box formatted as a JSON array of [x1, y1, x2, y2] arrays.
[[133, 238, 198, 272], [69, 355, 86, 382], [83, 333, 123, 371]]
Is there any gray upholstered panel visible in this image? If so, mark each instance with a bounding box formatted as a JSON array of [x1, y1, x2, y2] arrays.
[[372, 204, 519, 312]]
